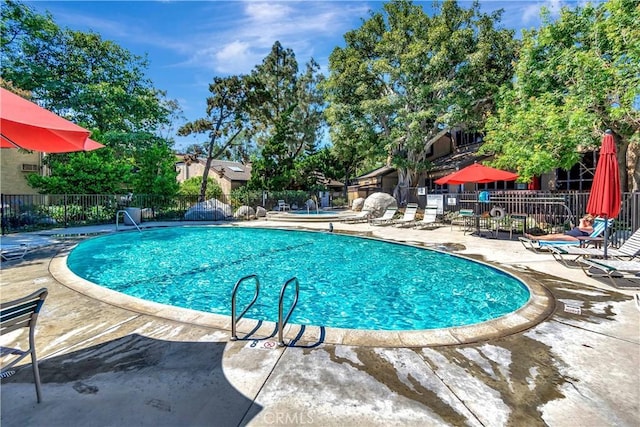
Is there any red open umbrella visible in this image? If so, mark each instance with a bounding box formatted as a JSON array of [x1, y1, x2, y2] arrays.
[[586, 130, 621, 258], [0, 88, 104, 153], [435, 163, 518, 185]]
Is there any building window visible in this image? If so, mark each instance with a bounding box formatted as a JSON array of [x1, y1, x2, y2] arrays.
[[21, 164, 39, 172], [555, 151, 597, 191]]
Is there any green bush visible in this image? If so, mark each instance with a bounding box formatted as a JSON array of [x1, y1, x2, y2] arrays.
[[178, 177, 222, 200]]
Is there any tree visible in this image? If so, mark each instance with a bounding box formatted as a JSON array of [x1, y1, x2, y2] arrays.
[[481, 0, 640, 190], [178, 75, 251, 201], [26, 151, 132, 194], [131, 139, 179, 196], [323, 0, 518, 203], [247, 41, 325, 190], [2, 0, 179, 195], [178, 176, 222, 200]]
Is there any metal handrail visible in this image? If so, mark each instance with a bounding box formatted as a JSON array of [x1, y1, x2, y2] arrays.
[[278, 277, 300, 347], [115, 210, 142, 232], [230, 274, 260, 340]]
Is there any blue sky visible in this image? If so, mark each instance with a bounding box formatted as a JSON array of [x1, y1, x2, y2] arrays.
[[25, 0, 576, 150]]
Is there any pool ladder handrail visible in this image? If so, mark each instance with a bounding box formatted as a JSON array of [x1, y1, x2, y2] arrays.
[[278, 277, 299, 347], [230, 274, 260, 340], [115, 210, 142, 232]]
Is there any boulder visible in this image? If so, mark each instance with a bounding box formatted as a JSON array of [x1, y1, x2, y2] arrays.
[[255, 206, 267, 217], [362, 193, 397, 218], [184, 198, 232, 220], [351, 197, 365, 212], [234, 206, 255, 220]]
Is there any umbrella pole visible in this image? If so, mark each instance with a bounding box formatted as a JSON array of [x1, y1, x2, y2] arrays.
[[603, 215, 608, 259]]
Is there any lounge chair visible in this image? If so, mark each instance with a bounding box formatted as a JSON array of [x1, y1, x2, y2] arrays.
[[1, 244, 29, 261], [1, 288, 48, 403], [370, 207, 398, 226], [414, 207, 439, 230], [519, 218, 612, 253], [549, 228, 640, 268], [393, 204, 419, 227], [579, 259, 640, 286], [340, 210, 371, 224]]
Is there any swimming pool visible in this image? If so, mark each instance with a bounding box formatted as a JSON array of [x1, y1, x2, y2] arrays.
[[66, 227, 530, 331]]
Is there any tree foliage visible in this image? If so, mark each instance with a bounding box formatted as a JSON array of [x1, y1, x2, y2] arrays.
[[178, 75, 251, 201], [323, 0, 518, 203], [1, 0, 179, 195], [481, 0, 640, 190], [178, 176, 222, 200], [247, 41, 325, 190], [26, 151, 132, 194]]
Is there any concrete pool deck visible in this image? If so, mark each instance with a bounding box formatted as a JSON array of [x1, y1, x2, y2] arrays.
[[1, 219, 639, 426]]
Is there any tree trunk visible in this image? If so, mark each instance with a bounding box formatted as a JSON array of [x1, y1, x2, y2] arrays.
[[199, 155, 214, 202], [393, 168, 411, 206], [626, 141, 640, 192]]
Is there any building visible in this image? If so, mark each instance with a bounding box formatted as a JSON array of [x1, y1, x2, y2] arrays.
[[0, 150, 43, 195], [348, 127, 602, 201], [175, 156, 252, 195]]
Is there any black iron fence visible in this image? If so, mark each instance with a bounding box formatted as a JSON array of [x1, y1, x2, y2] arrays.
[[410, 190, 639, 246], [0, 190, 337, 234], [2, 191, 638, 246]]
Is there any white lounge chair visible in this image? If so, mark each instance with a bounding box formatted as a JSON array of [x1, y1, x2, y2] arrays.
[[549, 228, 640, 268], [414, 207, 439, 230], [1, 244, 29, 261], [393, 204, 419, 227], [370, 207, 398, 226], [519, 218, 612, 253], [340, 210, 371, 224], [579, 258, 640, 287]]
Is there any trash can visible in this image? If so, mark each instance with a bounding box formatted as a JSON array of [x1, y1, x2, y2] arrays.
[[124, 207, 141, 225]]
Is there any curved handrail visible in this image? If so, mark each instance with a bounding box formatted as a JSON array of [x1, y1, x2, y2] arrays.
[[115, 210, 142, 232], [230, 274, 260, 340], [278, 277, 300, 347]]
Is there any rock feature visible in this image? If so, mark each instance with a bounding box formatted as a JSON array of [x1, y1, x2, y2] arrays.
[[362, 193, 397, 218], [234, 206, 255, 220], [351, 197, 365, 212], [184, 199, 232, 220], [255, 206, 267, 217]]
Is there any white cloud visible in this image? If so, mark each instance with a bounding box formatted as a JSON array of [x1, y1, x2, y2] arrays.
[[184, 1, 371, 74], [521, 0, 565, 24], [214, 40, 255, 74]]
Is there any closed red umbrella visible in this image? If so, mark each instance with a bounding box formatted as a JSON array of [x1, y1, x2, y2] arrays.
[[586, 130, 621, 258], [0, 88, 104, 153], [435, 163, 518, 185]]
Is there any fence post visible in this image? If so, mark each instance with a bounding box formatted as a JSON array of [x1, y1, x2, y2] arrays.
[[64, 194, 68, 228]]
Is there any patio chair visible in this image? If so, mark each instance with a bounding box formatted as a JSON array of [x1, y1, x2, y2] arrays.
[[370, 207, 398, 226], [277, 200, 290, 211], [579, 259, 640, 286], [393, 204, 419, 227], [340, 210, 371, 224], [1, 288, 48, 403], [450, 209, 475, 233], [549, 228, 640, 268], [519, 218, 612, 253], [413, 207, 439, 230]]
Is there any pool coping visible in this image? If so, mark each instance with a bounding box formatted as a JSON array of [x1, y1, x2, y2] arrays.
[[49, 225, 555, 348]]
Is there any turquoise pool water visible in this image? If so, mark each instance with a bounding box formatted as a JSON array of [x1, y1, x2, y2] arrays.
[[66, 227, 530, 331]]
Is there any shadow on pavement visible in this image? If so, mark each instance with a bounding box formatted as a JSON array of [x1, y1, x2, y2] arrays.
[[1, 333, 261, 427]]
